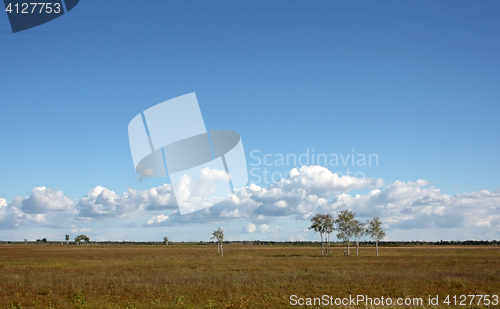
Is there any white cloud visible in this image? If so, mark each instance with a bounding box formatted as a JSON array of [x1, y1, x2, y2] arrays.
[[172, 167, 231, 214], [242, 222, 256, 233], [160, 167, 500, 240], [259, 224, 269, 233], [180, 166, 384, 220], [0, 194, 74, 229], [21, 187, 74, 213], [1, 166, 499, 241], [77, 185, 177, 219], [145, 214, 169, 226], [319, 180, 500, 231]]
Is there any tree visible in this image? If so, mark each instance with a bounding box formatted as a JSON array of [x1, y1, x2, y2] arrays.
[[367, 217, 385, 256], [336, 210, 355, 256], [65, 234, 70, 245], [24, 239, 27, 245], [352, 220, 366, 256], [163, 236, 169, 246], [42, 238, 47, 245], [309, 214, 326, 256], [76, 235, 89, 245], [211, 227, 224, 256], [323, 214, 335, 256]]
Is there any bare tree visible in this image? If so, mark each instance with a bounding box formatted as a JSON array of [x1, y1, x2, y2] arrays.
[[323, 214, 335, 256], [309, 214, 326, 256], [211, 227, 224, 256], [336, 210, 355, 256], [163, 236, 169, 246], [65, 234, 70, 245], [367, 217, 385, 256], [352, 220, 366, 256]]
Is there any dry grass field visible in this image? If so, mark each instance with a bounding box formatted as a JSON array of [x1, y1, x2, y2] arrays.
[[0, 244, 499, 308]]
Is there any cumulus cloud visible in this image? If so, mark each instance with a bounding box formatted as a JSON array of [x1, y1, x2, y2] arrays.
[[1, 166, 499, 241], [318, 180, 500, 231], [145, 214, 169, 226], [21, 187, 74, 213], [0, 184, 177, 229], [77, 185, 177, 219], [172, 167, 232, 214], [0, 195, 69, 229], [242, 222, 256, 233], [164, 166, 383, 223], [241, 223, 280, 234], [157, 167, 500, 239], [259, 224, 270, 233]]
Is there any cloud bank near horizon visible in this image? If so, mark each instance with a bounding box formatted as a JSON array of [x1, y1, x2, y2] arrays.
[[0, 166, 499, 240]]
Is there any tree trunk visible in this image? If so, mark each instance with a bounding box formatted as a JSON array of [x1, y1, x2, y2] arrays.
[[324, 234, 327, 256], [356, 241, 359, 256], [347, 243, 350, 256], [220, 242, 223, 256], [376, 240, 379, 257], [320, 234, 324, 256], [327, 234, 331, 256], [66, 240, 68, 245], [217, 242, 220, 254]]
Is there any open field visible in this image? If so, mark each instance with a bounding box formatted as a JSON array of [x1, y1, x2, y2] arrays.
[[0, 244, 499, 308]]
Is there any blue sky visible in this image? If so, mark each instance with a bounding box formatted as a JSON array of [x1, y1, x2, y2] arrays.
[[1, 1, 499, 242]]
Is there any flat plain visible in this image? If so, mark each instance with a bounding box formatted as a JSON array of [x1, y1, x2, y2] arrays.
[[0, 244, 499, 308]]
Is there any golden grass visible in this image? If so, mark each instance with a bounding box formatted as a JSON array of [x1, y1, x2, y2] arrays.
[[0, 244, 499, 308]]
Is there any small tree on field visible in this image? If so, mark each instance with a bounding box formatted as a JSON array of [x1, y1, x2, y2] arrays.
[[367, 217, 385, 256], [163, 236, 169, 246], [42, 238, 47, 245], [76, 235, 89, 245], [24, 239, 27, 245], [75, 236, 81, 245], [309, 214, 326, 256], [352, 220, 366, 256], [336, 210, 355, 256], [211, 227, 224, 256], [323, 214, 335, 256], [65, 234, 70, 245]]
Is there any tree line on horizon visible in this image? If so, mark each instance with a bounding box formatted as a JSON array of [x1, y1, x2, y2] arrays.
[[4, 237, 499, 248], [9, 217, 499, 252]]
